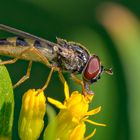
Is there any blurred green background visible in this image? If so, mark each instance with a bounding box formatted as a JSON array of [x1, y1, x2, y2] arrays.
[[0, 0, 140, 140]]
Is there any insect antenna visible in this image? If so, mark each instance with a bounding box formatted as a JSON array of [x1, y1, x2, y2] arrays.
[[104, 68, 113, 75]]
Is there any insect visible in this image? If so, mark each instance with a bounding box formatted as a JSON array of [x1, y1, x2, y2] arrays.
[[0, 24, 113, 95]]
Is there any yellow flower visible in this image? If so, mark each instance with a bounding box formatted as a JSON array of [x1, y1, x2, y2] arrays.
[[18, 89, 46, 140], [46, 82, 106, 140]]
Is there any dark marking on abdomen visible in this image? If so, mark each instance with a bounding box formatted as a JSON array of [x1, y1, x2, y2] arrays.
[[16, 37, 28, 46], [34, 40, 41, 48], [0, 39, 12, 45]]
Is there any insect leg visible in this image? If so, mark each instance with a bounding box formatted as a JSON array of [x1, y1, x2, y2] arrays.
[[27, 47, 61, 91], [0, 45, 52, 67], [41, 67, 54, 91], [16, 47, 57, 90], [71, 73, 86, 95], [58, 71, 66, 84], [41, 69, 66, 92], [13, 61, 32, 88], [29, 47, 53, 68], [16, 47, 55, 89], [0, 46, 55, 88], [0, 58, 18, 65]]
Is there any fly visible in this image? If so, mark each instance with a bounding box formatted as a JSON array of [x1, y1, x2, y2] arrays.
[[0, 24, 113, 95]]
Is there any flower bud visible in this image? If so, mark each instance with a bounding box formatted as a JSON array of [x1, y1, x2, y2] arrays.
[[18, 89, 46, 140]]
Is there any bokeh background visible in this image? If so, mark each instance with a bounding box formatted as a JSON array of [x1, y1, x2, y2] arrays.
[[0, 0, 140, 140]]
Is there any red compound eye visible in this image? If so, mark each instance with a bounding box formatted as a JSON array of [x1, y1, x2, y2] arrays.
[[83, 55, 101, 82]]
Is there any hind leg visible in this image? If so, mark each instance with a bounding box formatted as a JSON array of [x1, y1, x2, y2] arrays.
[[0, 46, 55, 88], [13, 61, 32, 88], [0, 57, 18, 65]]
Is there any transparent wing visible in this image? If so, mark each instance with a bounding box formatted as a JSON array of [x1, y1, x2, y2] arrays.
[[0, 24, 56, 46]]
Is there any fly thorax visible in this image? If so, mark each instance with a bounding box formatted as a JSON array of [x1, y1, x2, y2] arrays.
[[56, 38, 90, 73]]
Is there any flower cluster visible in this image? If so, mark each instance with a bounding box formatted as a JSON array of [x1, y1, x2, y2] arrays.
[[18, 81, 106, 140], [45, 82, 106, 140]]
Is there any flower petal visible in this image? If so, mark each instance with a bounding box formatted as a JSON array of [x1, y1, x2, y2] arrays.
[[84, 119, 106, 127], [85, 106, 101, 116], [47, 97, 66, 109], [70, 122, 86, 140], [64, 81, 69, 100], [84, 128, 96, 140]]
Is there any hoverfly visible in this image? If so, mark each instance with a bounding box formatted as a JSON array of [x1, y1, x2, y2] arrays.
[[0, 24, 113, 95]]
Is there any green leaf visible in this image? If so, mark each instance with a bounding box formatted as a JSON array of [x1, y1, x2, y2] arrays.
[[43, 104, 56, 140], [0, 63, 14, 140]]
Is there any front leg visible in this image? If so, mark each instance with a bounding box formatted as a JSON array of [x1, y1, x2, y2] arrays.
[[70, 73, 87, 96]]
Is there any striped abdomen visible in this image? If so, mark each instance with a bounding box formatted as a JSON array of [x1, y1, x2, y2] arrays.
[[0, 37, 57, 64]]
